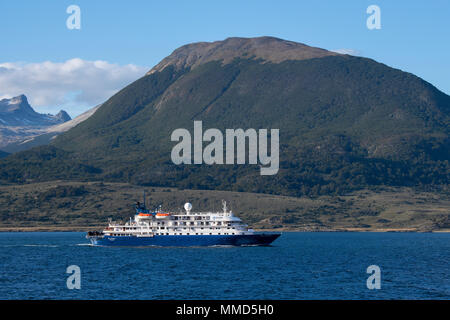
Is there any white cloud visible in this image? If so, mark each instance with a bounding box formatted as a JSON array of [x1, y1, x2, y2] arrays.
[[331, 49, 362, 56], [0, 58, 148, 117]]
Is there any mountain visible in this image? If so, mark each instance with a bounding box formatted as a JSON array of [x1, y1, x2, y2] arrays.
[[0, 95, 72, 148], [0, 95, 70, 127], [0, 37, 449, 196], [147, 36, 338, 74], [53, 110, 71, 123], [1, 104, 100, 153]]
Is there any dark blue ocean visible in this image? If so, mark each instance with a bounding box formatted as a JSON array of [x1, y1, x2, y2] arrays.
[[0, 232, 448, 299]]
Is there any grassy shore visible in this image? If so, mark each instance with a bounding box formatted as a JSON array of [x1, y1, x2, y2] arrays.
[[0, 181, 448, 232]]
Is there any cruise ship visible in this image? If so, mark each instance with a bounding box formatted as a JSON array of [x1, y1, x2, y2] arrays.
[[86, 199, 280, 247]]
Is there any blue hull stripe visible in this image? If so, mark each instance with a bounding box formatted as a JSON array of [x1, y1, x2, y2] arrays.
[[89, 234, 280, 247]]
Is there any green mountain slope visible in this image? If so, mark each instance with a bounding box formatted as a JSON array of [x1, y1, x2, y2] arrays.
[[1, 37, 449, 196]]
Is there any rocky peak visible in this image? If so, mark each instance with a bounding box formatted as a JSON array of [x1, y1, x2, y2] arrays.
[[54, 110, 72, 122], [147, 36, 340, 75], [0, 94, 34, 113], [0, 94, 71, 127]]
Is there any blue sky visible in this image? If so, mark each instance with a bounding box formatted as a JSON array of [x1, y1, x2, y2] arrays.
[[1, 0, 449, 116]]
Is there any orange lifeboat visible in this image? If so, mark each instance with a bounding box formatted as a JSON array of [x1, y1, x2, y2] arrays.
[[156, 212, 170, 217], [138, 213, 152, 217], [155, 212, 170, 219]]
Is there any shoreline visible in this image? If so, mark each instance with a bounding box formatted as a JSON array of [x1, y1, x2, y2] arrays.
[[0, 226, 449, 233], [1, 182, 448, 235]]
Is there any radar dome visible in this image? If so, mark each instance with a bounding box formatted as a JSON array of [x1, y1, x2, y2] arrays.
[[184, 202, 192, 211]]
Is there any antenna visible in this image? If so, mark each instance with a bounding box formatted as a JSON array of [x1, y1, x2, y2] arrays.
[[222, 200, 227, 214], [143, 190, 146, 209]]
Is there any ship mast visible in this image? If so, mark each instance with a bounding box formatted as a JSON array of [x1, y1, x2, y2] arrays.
[[143, 190, 146, 209]]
